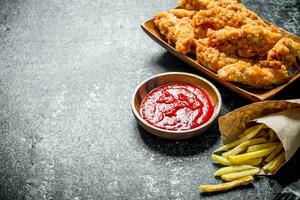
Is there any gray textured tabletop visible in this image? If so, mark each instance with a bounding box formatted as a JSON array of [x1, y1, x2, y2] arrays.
[[0, 0, 300, 199]]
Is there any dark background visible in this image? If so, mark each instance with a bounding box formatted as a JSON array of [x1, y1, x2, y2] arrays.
[[0, 0, 299, 199]]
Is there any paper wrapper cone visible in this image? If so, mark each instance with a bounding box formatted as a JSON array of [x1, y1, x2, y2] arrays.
[[218, 99, 300, 174]]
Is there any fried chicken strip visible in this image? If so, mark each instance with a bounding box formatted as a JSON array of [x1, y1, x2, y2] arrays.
[[191, 0, 280, 38], [154, 11, 196, 54], [192, 1, 264, 28], [179, 0, 240, 10], [169, 9, 196, 18], [218, 61, 289, 88], [258, 60, 284, 69], [267, 38, 300, 68], [196, 40, 238, 72], [179, 0, 215, 10], [207, 24, 282, 58]]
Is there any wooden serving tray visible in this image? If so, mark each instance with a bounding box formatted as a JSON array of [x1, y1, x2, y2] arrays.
[[141, 19, 300, 102]]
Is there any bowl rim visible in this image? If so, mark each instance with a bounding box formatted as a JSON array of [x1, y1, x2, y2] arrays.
[[131, 72, 222, 134]]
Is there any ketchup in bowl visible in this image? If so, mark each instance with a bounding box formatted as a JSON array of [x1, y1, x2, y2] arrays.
[[140, 83, 214, 131]]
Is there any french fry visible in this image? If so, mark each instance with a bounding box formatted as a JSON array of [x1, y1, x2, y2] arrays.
[[255, 130, 269, 138], [203, 122, 286, 193], [265, 143, 283, 162], [228, 146, 276, 163], [199, 176, 254, 192], [238, 124, 266, 138], [222, 138, 267, 157], [262, 160, 273, 172], [212, 154, 262, 166], [268, 129, 278, 142], [214, 165, 257, 176], [214, 124, 265, 152], [247, 142, 279, 153], [238, 158, 262, 166], [268, 152, 285, 173], [211, 154, 232, 166], [263, 151, 284, 173], [221, 168, 260, 181]]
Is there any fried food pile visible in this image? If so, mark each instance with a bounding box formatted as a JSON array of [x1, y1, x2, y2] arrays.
[[200, 124, 285, 193], [154, 0, 300, 88]]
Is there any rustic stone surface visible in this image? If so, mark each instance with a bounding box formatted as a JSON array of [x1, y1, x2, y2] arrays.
[[0, 0, 299, 199]]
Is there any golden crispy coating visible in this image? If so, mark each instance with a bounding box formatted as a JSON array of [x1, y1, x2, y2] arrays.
[[218, 61, 289, 88], [258, 60, 284, 69], [196, 40, 238, 72], [179, 0, 241, 10], [194, 26, 209, 38], [192, 1, 263, 30], [267, 38, 300, 68], [154, 12, 177, 38], [196, 39, 257, 72], [154, 11, 196, 54], [175, 18, 196, 53], [207, 25, 282, 58], [179, 0, 214, 10], [169, 9, 196, 18]]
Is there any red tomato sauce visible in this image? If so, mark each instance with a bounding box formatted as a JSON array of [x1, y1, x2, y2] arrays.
[[140, 83, 214, 131]]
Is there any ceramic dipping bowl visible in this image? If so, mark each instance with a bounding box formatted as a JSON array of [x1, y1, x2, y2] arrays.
[[131, 72, 222, 140]]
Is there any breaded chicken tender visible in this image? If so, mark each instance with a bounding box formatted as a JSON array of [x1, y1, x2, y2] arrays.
[[218, 61, 289, 88], [268, 38, 300, 68], [179, 0, 240, 10], [191, 0, 271, 32], [207, 25, 282, 58], [169, 9, 196, 18], [154, 11, 196, 54], [196, 40, 238, 72], [258, 60, 284, 69], [179, 0, 215, 10], [190, 0, 280, 38]]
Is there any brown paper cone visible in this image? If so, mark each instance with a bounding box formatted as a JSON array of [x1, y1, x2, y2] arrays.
[[219, 100, 300, 144]]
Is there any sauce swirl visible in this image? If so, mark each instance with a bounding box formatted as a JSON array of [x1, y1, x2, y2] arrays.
[[140, 83, 214, 131]]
